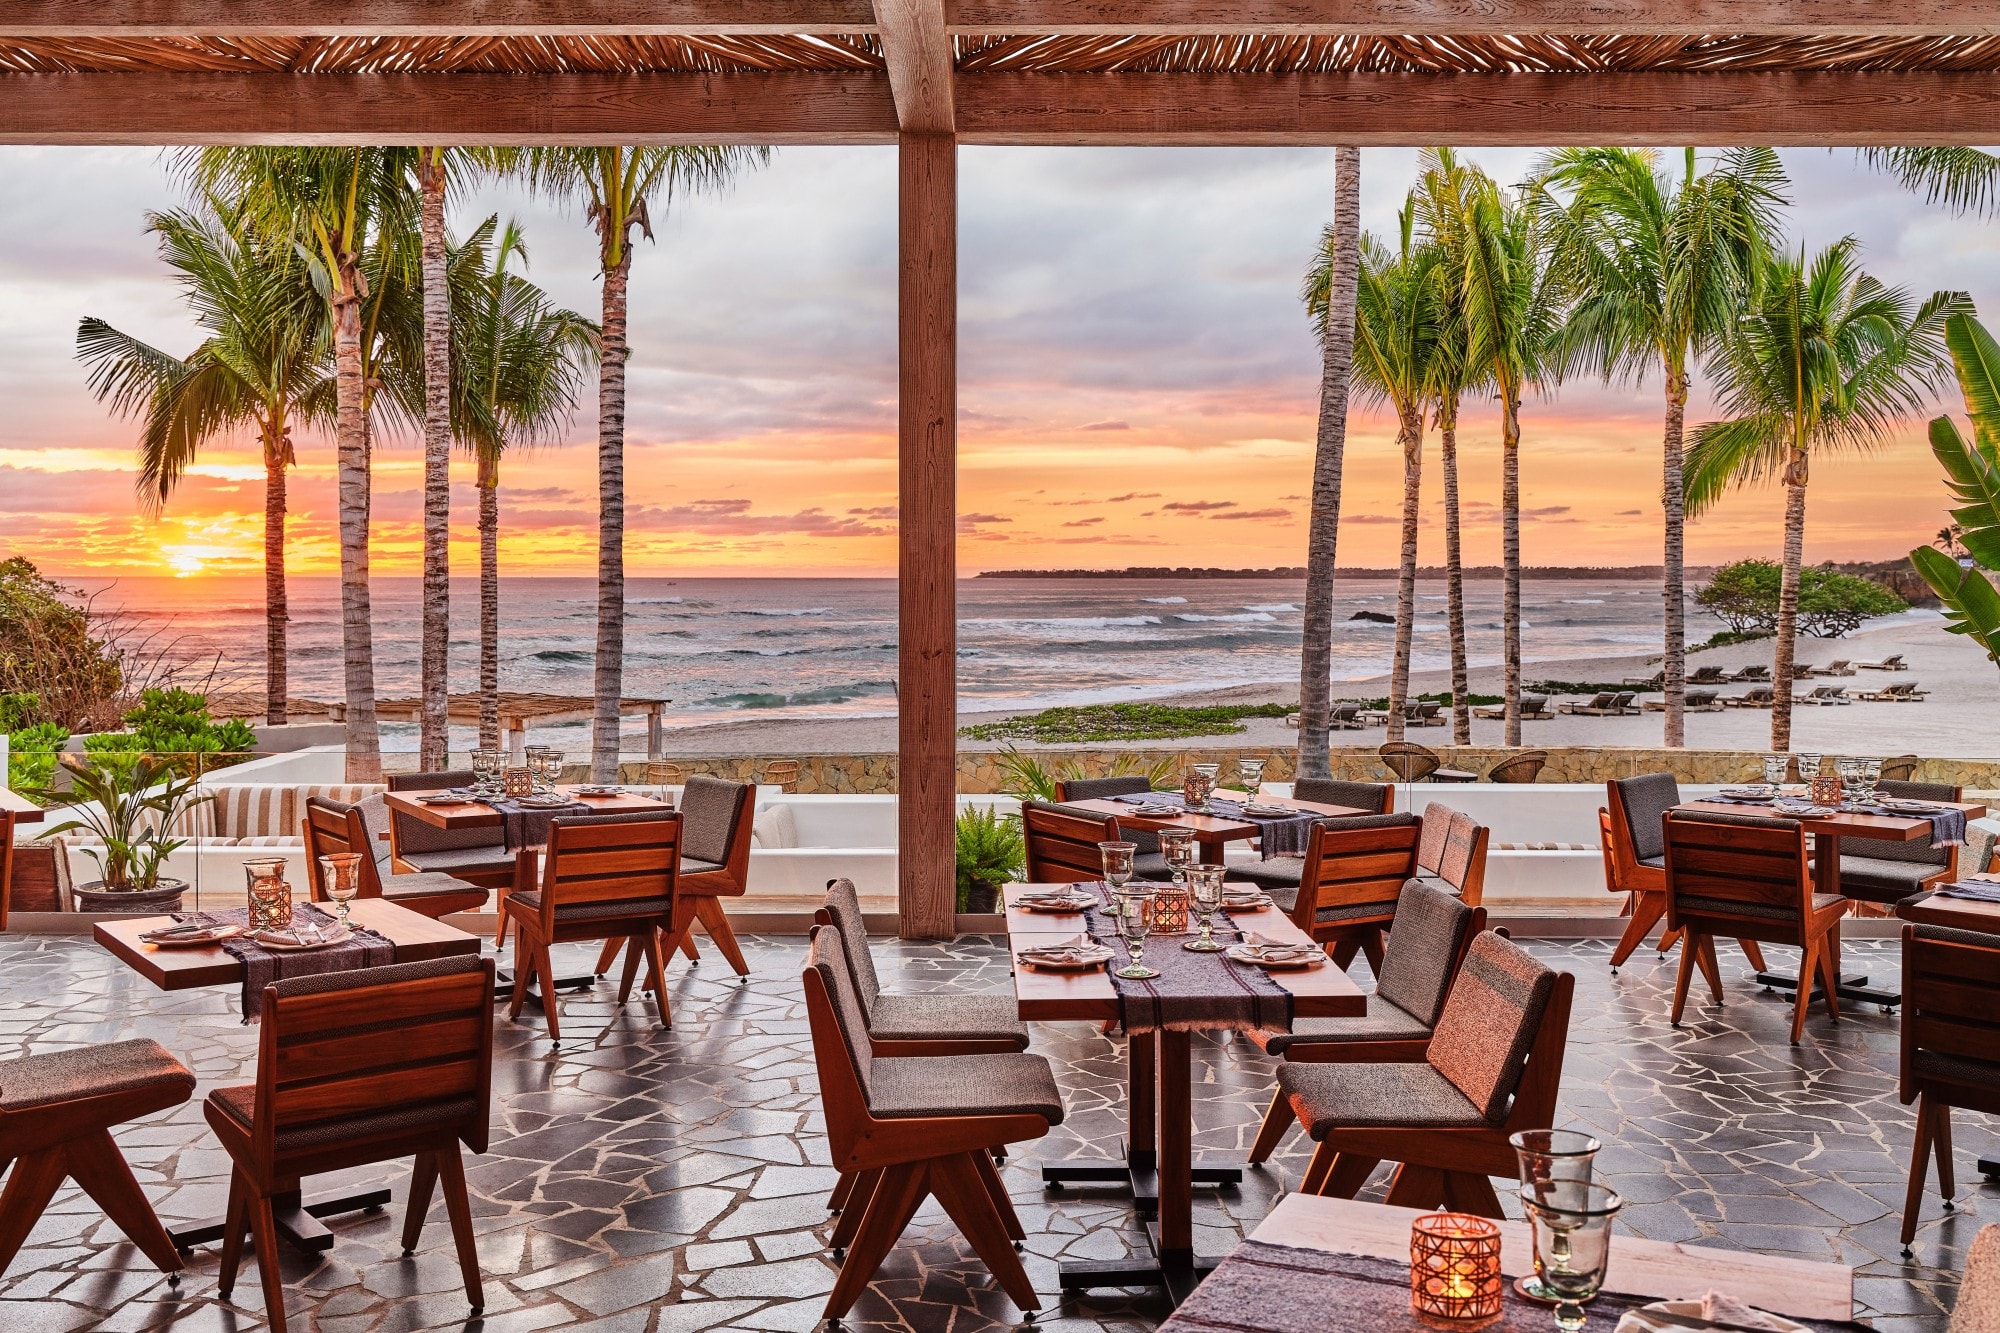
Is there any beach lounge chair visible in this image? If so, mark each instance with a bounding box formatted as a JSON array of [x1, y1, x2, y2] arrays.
[[1622, 669, 1664, 688], [1469, 693, 1551, 721], [1820, 659, 1856, 676], [1642, 689, 1722, 713], [1799, 685, 1845, 705], [1610, 691, 1640, 715], [1331, 702, 1364, 730], [1856, 680, 1922, 702], [1412, 700, 1445, 727], [1723, 685, 1775, 709], [1687, 665, 1728, 684], [1792, 662, 1817, 679], [1558, 692, 1619, 716], [1729, 664, 1771, 682], [1856, 653, 1908, 671]]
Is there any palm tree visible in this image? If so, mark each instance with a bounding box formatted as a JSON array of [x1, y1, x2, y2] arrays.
[[1861, 148, 2000, 216], [451, 219, 599, 750], [1530, 147, 1788, 748], [415, 148, 457, 772], [183, 148, 418, 782], [496, 147, 768, 781], [1686, 238, 1962, 749], [1314, 211, 1442, 743], [1417, 149, 1563, 746], [1295, 147, 1362, 781], [77, 201, 331, 727], [1427, 251, 1477, 744]]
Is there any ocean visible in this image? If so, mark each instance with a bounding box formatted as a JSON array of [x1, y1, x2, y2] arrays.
[[72, 574, 1715, 749]]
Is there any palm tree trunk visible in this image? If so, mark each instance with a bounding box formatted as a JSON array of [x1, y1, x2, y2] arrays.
[[261, 430, 288, 727], [591, 245, 634, 783], [1661, 369, 1690, 748], [1501, 387, 1523, 747], [418, 154, 452, 773], [1386, 407, 1424, 744], [333, 276, 381, 783], [1295, 146, 1361, 781], [1439, 396, 1469, 744], [1771, 453, 1808, 751], [479, 452, 501, 752]]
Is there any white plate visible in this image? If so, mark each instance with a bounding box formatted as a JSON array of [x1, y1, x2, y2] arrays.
[[1226, 944, 1324, 969], [1720, 786, 1775, 799], [1221, 894, 1274, 912], [1878, 799, 1942, 814], [1242, 804, 1300, 818], [1130, 804, 1179, 817]]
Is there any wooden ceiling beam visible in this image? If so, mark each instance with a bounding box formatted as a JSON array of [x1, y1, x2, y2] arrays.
[[873, 0, 954, 131], [946, 1, 2000, 37], [0, 2, 878, 38], [0, 71, 897, 143], [954, 69, 2000, 145]]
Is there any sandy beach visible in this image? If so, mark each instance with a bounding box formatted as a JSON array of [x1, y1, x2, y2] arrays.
[[658, 611, 2000, 759]]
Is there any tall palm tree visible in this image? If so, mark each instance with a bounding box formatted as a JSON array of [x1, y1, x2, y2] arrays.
[[1417, 149, 1563, 746], [1295, 147, 1362, 780], [1686, 238, 1962, 749], [1313, 212, 1443, 743], [1530, 147, 1788, 748], [77, 201, 331, 727], [183, 148, 417, 781], [1427, 255, 1477, 744], [415, 148, 457, 772], [451, 219, 599, 750], [496, 147, 768, 781]]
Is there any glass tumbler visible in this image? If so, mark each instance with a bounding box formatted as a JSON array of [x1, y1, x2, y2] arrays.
[[1098, 841, 1136, 892], [1519, 1182, 1622, 1332], [1184, 863, 1226, 952], [1114, 889, 1159, 979]]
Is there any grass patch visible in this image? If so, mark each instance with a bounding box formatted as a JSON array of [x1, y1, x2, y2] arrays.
[[1691, 629, 1774, 652], [961, 702, 1295, 744]]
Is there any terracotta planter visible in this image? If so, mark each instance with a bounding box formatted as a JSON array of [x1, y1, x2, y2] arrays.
[[73, 879, 189, 915]]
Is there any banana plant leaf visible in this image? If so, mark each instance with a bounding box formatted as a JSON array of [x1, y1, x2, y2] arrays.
[[1936, 313, 2000, 569], [1910, 544, 2000, 664]]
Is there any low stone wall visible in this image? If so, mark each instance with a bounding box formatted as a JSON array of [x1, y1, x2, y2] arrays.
[[609, 747, 2000, 797]]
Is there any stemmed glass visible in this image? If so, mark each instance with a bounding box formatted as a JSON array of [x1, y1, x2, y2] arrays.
[[1191, 762, 1220, 809], [318, 853, 364, 927], [1836, 756, 1865, 806], [523, 745, 553, 795], [1512, 1129, 1601, 1301], [1159, 827, 1197, 888], [471, 747, 503, 795], [1855, 757, 1882, 804], [535, 749, 567, 797], [1114, 889, 1160, 979], [1183, 863, 1226, 952], [1794, 752, 1823, 785], [1761, 753, 1789, 787], [1519, 1182, 1622, 1333], [1098, 840, 1136, 893], [1236, 757, 1266, 802]]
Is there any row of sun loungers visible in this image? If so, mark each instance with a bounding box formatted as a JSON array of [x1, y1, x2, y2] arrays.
[[1622, 655, 1895, 690]]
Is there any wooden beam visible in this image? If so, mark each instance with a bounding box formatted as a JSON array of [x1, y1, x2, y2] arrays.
[[896, 129, 957, 940], [874, 0, 954, 132], [955, 70, 2000, 145], [946, 1, 2000, 36], [0, 2, 877, 37], [0, 71, 897, 144]]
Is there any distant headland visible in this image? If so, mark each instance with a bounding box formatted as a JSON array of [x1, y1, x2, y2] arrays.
[[974, 565, 1705, 581]]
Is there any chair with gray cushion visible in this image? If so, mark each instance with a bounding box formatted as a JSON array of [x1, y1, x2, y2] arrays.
[[1280, 930, 1573, 1215], [596, 776, 756, 983], [1266, 812, 1422, 971], [0, 1039, 196, 1282], [304, 797, 489, 921], [1054, 776, 1170, 881], [386, 771, 518, 889], [1898, 924, 2000, 1254], [804, 927, 1058, 1325], [1841, 779, 1964, 906], [1247, 881, 1485, 1164], [1605, 774, 1769, 978]]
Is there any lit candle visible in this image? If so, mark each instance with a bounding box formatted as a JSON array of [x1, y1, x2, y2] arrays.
[[1411, 1212, 1504, 1320]]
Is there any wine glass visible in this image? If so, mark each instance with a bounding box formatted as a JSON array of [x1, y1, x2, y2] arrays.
[[1099, 841, 1136, 892], [523, 745, 552, 795], [538, 749, 567, 796], [1793, 752, 1823, 785], [318, 852, 364, 927], [1519, 1182, 1621, 1333], [1856, 757, 1882, 805], [1191, 762, 1220, 810], [1183, 863, 1226, 952], [1114, 889, 1160, 979], [1159, 827, 1197, 888], [1836, 756, 1866, 806], [1512, 1129, 1602, 1300], [1761, 753, 1789, 788], [1237, 757, 1266, 802]]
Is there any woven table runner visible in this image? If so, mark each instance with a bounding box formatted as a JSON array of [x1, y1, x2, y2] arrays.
[[1158, 1241, 1863, 1333], [1077, 882, 1292, 1034], [182, 904, 395, 1020], [1705, 797, 1966, 848], [473, 796, 590, 850], [1114, 792, 1318, 859]]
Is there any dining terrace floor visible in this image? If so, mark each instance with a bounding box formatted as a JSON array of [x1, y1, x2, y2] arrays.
[[0, 930, 1991, 1333]]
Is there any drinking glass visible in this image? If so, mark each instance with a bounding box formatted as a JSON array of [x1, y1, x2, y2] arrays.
[[1856, 758, 1882, 804], [1519, 1183, 1622, 1333], [1512, 1129, 1601, 1299], [471, 747, 503, 795], [538, 749, 567, 795], [1183, 863, 1226, 952], [523, 745, 553, 795], [1099, 841, 1136, 892], [1237, 757, 1267, 802], [1761, 753, 1789, 787], [1192, 762, 1220, 808], [318, 852, 364, 927], [1794, 752, 1823, 784], [1159, 827, 1197, 887], [1115, 889, 1160, 979], [1837, 757, 1866, 805]]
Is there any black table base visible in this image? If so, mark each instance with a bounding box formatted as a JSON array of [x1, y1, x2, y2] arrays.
[[1982, 1156, 2000, 1181], [1044, 1144, 1239, 1307], [1755, 968, 1900, 1011], [1057, 1222, 1218, 1306], [171, 1186, 390, 1255], [1041, 1145, 1242, 1220]]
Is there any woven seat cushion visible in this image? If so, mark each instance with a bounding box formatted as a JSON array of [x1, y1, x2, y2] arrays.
[[870, 1053, 1064, 1123], [1279, 1061, 1486, 1133], [1293, 779, 1391, 814], [1636, 854, 1665, 870], [211, 1084, 479, 1151], [1912, 1050, 2000, 1091], [381, 870, 485, 900], [682, 857, 726, 877], [510, 890, 673, 924], [1229, 859, 1303, 891], [680, 777, 748, 866], [1130, 851, 1174, 882], [1316, 899, 1399, 925], [870, 993, 1030, 1049], [0, 1038, 194, 1113], [1261, 997, 1431, 1055], [1679, 892, 1843, 923], [1424, 932, 1558, 1124], [1840, 855, 1943, 903], [1410, 871, 1455, 897], [401, 844, 518, 875]]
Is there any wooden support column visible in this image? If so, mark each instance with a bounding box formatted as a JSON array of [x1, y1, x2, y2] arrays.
[[896, 129, 957, 939]]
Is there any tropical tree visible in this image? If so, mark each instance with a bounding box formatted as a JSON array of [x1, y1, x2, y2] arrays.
[[496, 146, 768, 781], [1686, 238, 1962, 748], [183, 148, 418, 781], [1416, 149, 1563, 746], [1529, 146, 1788, 748], [77, 200, 330, 727], [415, 148, 456, 771], [1422, 220, 1477, 744], [1295, 148, 1363, 780], [1911, 311, 2000, 670]]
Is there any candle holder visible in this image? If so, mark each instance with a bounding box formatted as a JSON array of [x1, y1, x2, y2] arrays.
[[503, 766, 535, 798], [1410, 1211, 1504, 1322], [1149, 884, 1190, 935], [1809, 773, 1842, 806], [1183, 763, 1217, 811], [244, 857, 295, 933]]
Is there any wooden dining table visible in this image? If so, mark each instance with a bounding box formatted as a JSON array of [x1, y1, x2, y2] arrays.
[[382, 783, 673, 838], [1005, 881, 1365, 1302], [1063, 788, 1370, 862]]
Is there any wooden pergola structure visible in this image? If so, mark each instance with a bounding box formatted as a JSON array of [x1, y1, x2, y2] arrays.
[[6, 2, 1998, 937]]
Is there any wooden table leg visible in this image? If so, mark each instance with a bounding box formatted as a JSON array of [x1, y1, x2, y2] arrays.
[[1156, 1029, 1191, 1256]]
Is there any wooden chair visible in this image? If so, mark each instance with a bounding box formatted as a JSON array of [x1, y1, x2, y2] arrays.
[[504, 811, 680, 1040], [594, 775, 755, 983], [303, 797, 488, 921], [1663, 809, 1850, 1044], [1414, 803, 1489, 908], [1248, 882, 1485, 1164], [1021, 800, 1123, 883], [1287, 812, 1423, 973], [804, 927, 1061, 1325], [4, 837, 74, 914], [1603, 775, 1766, 979], [0, 1039, 195, 1282], [1281, 930, 1574, 1216], [1055, 776, 1169, 881], [1486, 750, 1547, 784], [385, 770, 517, 891], [206, 956, 494, 1333], [1898, 923, 2000, 1253]]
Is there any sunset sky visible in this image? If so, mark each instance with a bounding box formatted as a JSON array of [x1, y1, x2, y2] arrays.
[[0, 144, 1991, 581]]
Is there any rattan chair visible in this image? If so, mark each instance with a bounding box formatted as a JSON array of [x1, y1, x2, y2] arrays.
[[1486, 750, 1547, 784], [1379, 741, 1441, 782]]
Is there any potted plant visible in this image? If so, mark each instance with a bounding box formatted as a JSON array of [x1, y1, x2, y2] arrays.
[[28, 753, 205, 912], [955, 804, 1025, 915]]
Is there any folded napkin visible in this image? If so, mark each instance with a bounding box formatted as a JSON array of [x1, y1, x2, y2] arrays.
[[1615, 1292, 1805, 1333], [1017, 935, 1110, 965], [1235, 932, 1322, 963], [1939, 880, 2000, 903]]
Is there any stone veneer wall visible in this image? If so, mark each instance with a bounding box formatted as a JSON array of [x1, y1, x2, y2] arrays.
[[609, 748, 2000, 797]]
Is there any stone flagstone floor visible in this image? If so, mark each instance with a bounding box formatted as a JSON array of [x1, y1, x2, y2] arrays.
[[0, 930, 1992, 1333]]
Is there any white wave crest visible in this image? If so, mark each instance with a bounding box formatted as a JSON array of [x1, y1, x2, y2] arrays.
[[1175, 611, 1277, 624], [1142, 596, 1189, 604], [1243, 603, 1299, 613]]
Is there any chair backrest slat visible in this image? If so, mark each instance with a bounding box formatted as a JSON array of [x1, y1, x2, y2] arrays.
[[1293, 778, 1393, 814], [1295, 813, 1421, 930], [803, 926, 875, 1153], [1664, 811, 1812, 927], [1373, 881, 1483, 1028], [541, 812, 680, 910], [1023, 801, 1122, 883], [302, 797, 387, 900], [1902, 925, 2000, 1086]]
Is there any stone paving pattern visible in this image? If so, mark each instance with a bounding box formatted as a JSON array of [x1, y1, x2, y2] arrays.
[[0, 931, 1992, 1333]]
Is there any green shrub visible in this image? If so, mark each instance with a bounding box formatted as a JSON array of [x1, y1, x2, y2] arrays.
[[963, 702, 1294, 744], [0, 558, 123, 730], [83, 688, 257, 779], [1697, 559, 1906, 639], [991, 748, 1177, 803], [1, 692, 68, 797]]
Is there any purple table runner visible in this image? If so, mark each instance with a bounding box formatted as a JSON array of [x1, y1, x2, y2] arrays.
[[180, 904, 396, 1021], [1112, 792, 1318, 859], [471, 796, 591, 850], [1074, 881, 1292, 1035], [1703, 796, 1965, 848]]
